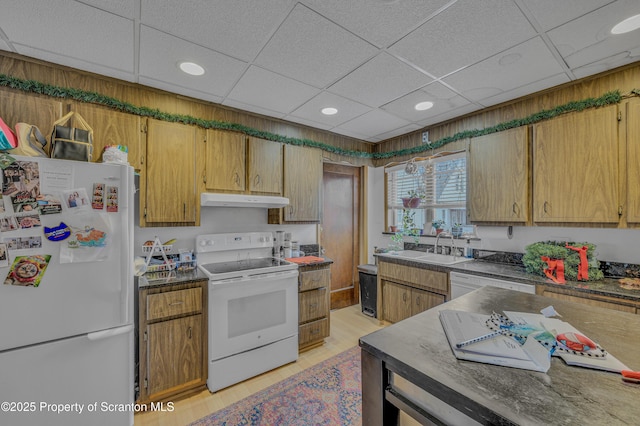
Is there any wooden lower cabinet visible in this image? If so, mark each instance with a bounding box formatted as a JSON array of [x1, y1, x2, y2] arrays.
[[378, 260, 448, 323], [382, 280, 445, 323], [137, 280, 208, 403], [536, 285, 638, 314], [298, 265, 331, 351]]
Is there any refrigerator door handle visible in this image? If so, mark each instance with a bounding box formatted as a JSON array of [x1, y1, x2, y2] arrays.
[[87, 324, 134, 341]]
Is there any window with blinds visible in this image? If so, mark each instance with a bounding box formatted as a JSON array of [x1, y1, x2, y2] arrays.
[[386, 152, 467, 231]]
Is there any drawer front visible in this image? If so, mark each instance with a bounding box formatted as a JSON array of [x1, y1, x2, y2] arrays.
[[299, 288, 328, 323], [379, 261, 448, 293], [147, 287, 202, 321], [299, 268, 330, 292], [298, 318, 329, 347]]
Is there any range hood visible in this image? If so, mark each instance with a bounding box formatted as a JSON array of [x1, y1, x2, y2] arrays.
[[200, 193, 289, 208]]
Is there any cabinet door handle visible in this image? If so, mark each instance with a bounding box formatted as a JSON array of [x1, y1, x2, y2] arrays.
[[309, 303, 318, 310], [183, 203, 186, 219], [169, 301, 184, 306], [254, 174, 261, 186], [415, 296, 421, 306], [543, 201, 549, 214], [512, 202, 518, 216], [187, 326, 192, 339], [402, 293, 407, 302]]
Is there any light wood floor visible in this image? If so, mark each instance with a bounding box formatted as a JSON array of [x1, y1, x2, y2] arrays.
[[134, 304, 385, 426]]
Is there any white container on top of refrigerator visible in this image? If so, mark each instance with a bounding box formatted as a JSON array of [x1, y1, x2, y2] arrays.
[[0, 156, 135, 426]]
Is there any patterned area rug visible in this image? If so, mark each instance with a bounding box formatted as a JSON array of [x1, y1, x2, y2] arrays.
[[190, 346, 362, 426]]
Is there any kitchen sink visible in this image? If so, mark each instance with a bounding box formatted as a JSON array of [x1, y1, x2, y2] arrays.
[[415, 253, 473, 265], [379, 250, 473, 265]]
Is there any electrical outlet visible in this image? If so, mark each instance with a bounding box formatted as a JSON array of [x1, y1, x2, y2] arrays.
[[422, 131, 430, 144]]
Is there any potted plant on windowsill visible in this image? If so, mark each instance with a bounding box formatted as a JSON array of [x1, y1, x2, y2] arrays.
[[432, 219, 446, 235], [402, 189, 424, 208], [388, 209, 421, 252], [451, 223, 463, 238]]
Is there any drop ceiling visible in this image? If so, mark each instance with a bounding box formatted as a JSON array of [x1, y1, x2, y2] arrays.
[[0, 0, 638, 143]]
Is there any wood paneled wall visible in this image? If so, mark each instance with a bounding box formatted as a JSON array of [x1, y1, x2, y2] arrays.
[[2, 51, 639, 169], [0, 52, 374, 167], [375, 61, 640, 167]]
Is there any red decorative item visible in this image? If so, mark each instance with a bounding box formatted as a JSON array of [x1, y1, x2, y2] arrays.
[[541, 256, 565, 284], [556, 332, 597, 352], [566, 244, 589, 280]]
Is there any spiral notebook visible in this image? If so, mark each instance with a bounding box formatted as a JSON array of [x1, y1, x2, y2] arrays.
[[439, 309, 629, 374]]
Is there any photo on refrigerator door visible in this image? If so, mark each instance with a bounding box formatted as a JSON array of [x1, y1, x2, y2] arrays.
[[2, 160, 40, 198], [4, 254, 51, 287]]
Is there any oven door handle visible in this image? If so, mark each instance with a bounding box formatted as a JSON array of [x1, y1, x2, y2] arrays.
[[210, 268, 299, 285]]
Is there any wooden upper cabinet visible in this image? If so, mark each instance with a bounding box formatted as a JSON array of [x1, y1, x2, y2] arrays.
[[0, 88, 62, 155], [204, 129, 246, 192], [626, 98, 640, 223], [280, 144, 322, 223], [248, 137, 283, 195], [144, 119, 197, 224], [533, 105, 619, 223], [70, 103, 145, 171], [467, 127, 530, 223]]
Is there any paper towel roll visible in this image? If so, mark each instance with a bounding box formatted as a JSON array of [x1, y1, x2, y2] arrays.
[[475, 226, 513, 240]]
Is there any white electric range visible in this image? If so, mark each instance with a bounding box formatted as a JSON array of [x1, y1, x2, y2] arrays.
[[196, 232, 299, 392]]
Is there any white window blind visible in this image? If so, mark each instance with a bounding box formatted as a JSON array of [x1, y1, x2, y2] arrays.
[[386, 152, 467, 228]]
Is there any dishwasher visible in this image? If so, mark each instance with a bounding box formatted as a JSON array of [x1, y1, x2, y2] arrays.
[[449, 271, 535, 299]]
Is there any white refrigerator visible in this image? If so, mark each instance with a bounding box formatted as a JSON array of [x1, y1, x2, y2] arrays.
[[0, 156, 134, 426]]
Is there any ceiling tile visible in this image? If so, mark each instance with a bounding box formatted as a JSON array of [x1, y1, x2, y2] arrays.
[[381, 82, 470, 122], [0, 0, 134, 74], [139, 26, 247, 99], [328, 52, 434, 107], [253, 4, 378, 88], [519, 0, 616, 31], [301, 0, 452, 47], [77, 0, 137, 18], [225, 66, 320, 115], [287, 91, 371, 127], [547, 0, 640, 68], [571, 50, 640, 79], [335, 109, 412, 140], [140, 0, 295, 61], [375, 123, 423, 141], [388, 0, 537, 78], [476, 73, 571, 108], [443, 37, 567, 102], [416, 103, 483, 128]]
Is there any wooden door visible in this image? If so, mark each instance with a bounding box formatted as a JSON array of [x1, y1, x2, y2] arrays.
[[283, 144, 322, 222], [533, 105, 619, 223], [205, 129, 246, 192], [468, 127, 529, 223], [248, 137, 282, 194], [145, 119, 196, 223], [626, 98, 640, 223], [146, 314, 202, 396], [411, 288, 445, 315], [322, 163, 360, 309], [382, 281, 411, 323]]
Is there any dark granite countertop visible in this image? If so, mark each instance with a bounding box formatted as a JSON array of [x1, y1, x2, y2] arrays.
[[375, 252, 640, 303], [359, 286, 640, 425], [291, 256, 334, 268]]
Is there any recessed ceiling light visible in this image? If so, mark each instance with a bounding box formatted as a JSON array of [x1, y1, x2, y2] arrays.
[[178, 61, 205, 76], [414, 101, 434, 111], [611, 14, 640, 34], [321, 107, 338, 115]]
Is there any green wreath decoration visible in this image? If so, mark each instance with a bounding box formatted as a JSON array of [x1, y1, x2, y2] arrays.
[[522, 241, 604, 282]]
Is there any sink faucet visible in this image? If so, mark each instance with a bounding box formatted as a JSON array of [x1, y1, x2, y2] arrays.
[[434, 231, 458, 258]]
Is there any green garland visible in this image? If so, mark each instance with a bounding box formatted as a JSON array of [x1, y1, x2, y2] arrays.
[[0, 74, 635, 160]]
